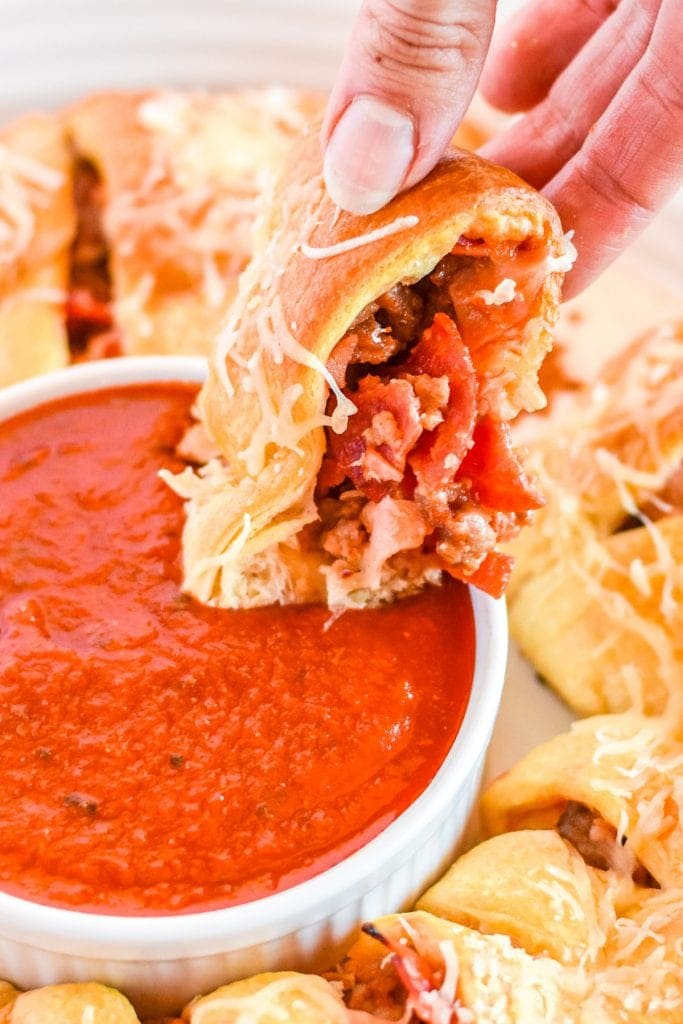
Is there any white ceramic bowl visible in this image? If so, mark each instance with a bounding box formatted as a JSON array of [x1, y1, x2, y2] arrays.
[[0, 356, 507, 1018]]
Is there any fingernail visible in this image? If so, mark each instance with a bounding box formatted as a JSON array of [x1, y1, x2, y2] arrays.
[[323, 96, 415, 215]]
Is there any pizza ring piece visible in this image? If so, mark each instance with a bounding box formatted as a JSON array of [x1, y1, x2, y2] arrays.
[[508, 323, 683, 718], [481, 712, 683, 891], [417, 829, 621, 966], [65, 89, 323, 360], [0, 983, 138, 1023], [182, 972, 354, 1023]]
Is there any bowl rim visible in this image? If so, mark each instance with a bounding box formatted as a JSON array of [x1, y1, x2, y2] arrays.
[[0, 356, 508, 959]]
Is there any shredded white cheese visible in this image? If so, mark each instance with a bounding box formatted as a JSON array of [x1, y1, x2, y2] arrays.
[[0, 142, 64, 268], [475, 278, 518, 306], [300, 214, 419, 259], [545, 229, 578, 274]]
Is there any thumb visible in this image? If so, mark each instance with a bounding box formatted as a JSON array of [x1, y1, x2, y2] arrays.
[[322, 0, 497, 214]]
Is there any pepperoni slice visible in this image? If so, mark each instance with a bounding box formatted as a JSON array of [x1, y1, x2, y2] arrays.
[[406, 313, 477, 488], [327, 376, 423, 502], [457, 416, 544, 513], [447, 550, 515, 599]]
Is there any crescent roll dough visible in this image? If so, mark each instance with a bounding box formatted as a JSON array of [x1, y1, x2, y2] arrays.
[[169, 132, 568, 610], [0, 113, 75, 386], [417, 830, 613, 966], [65, 89, 323, 359], [183, 972, 353, 1024], [481, 712, 683, 890], [0, 983, 138, 1023], [508, 323, 683, 718]]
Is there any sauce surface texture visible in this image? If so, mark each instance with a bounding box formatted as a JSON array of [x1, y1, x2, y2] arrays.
[[0, 383, 474, 914]]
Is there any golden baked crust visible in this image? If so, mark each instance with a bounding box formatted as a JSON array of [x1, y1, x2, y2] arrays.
[[417, 829, 611, 965], [65, 89, 324, 357], [508, 323, 683, 718], [0, 983, 138, 1023], [169, 130, 567, 609], [335, 712, 683, 1023], [182, 973, 350, 1023], [481, 712, 683, 890], [0, 113, 75, 386]]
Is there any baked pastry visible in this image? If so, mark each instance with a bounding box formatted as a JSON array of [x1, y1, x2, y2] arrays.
[[0, 982, 138, 1022], [0, 113, 75, 387], [335, 888, 682, 1023], [168, 130, 569, 609], [508, 323, 683, 717], [332, 712, 683, 1023], [417, 829, 613, 966], [481, 712, 683, 890], [182, 973, 353, 1023], [0, 89, 324, 380], [65, 88, 324, 359]]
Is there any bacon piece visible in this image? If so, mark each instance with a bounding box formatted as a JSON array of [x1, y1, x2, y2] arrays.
[[457, 416, 544, 513], [317, 455, 349, 496], [361, 925, 439, 1006], [405, 313, 477, 489], [328, 377, 423, 503]]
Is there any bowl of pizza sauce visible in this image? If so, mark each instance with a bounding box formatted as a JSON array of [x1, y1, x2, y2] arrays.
[[0, 356, 506, 1017]]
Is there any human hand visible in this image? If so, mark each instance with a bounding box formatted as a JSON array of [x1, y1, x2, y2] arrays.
[[322, 0, 683, 298]]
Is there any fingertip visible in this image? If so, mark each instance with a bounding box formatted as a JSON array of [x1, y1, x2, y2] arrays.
[[322, 95, 416, 214]]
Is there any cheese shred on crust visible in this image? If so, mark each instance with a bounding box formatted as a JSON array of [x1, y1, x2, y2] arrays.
[[0, 142, 64, 268], [507, 322, 683, 721]]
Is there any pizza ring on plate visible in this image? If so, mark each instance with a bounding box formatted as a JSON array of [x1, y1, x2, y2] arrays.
[[508, 323, 683, 718], [481, 712, 683, 891], [414, 831, 683, 1020], [336, 875, 682, 1022], [64, 88, 324, 360], [0, 113, 75, 387]]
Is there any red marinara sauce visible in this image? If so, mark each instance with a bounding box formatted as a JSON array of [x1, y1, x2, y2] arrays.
[[0, 383, 475, 915]]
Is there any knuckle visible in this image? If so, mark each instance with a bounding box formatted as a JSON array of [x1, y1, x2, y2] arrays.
[[639, 51, 683, 116], [363, 0, 486, 77]]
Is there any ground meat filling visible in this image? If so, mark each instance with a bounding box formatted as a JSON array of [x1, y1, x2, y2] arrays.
[[557, 800, 659, 888], [66, 157, 122, 359], [320, 239, 548, 599]]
